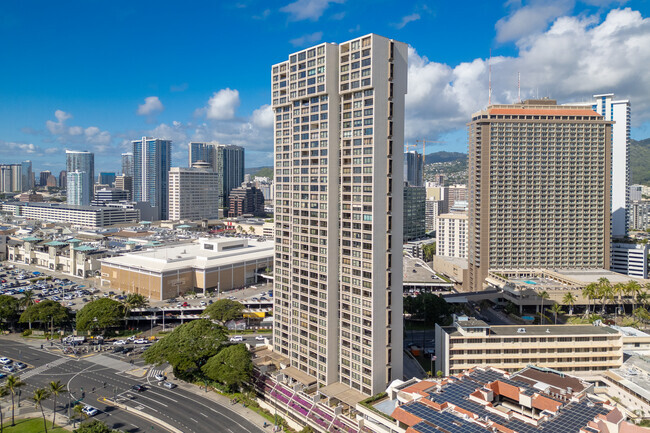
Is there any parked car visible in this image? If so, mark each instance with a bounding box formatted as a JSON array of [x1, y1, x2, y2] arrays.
[[14, 362, 27, 369], [0, 357, 12, 365]]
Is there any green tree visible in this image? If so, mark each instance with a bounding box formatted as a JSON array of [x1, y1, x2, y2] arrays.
[[436, 370, 443, 378], [202, 299, 245, 323], [613, 283, 626, 317], [582, 283, 598, 317], [0, 385, 7, 433], [562, 293, 577, 316], [5, 375, 24, 426], [202, 344, 253, 392], [48, 380, 66, 426], [71, 403, 87, 428], [537, 290, 550, 325], [143, 319, 228, 380], [0, 295, 20, 330], [32, 388, 51, 433], [548, 303, 564, 325], [626, 280, 643, 313], [76, 298, 125, 334], [598, 277, 612, 314], [634, 306, 650, 325], [19, 291, 35, 308], [403, 293, 450, 325], [422, 243, 436, 262], [122, 293, 149, 321], [73, 419, 121, 433], [19, 300, 69, 329]]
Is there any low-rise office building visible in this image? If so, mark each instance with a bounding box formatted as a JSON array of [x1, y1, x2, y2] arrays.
[[100, 237, 273, 300], [436, 212, 468, 258], [1, 202, 140, 228], [6, 237, 110, 278], [435, 316, 623, 377], [611, 242, 649, 279]]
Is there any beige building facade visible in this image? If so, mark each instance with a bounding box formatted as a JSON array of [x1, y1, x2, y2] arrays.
[[468, 100, 613, 291], [100, 238, 272, 300], [272, 34, 407, 396], [436, 212, 468, 258], [435, 318, 623, 377], [168, 166, 219, 221]]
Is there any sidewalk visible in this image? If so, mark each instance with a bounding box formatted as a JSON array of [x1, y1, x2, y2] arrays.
[[174, 380, 268, 431]]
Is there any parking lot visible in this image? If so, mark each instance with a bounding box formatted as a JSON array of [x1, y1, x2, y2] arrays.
[[0, 264, 98, 311]]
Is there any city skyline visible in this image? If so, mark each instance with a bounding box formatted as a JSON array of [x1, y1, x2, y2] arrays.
[[2, 1, 650, 173]]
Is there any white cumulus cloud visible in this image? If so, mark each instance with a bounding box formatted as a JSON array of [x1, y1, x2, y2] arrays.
[[205, 88, 240, 120], [496, 1, 574, 42], [289, 31, 323, 47], [405, 8, 650, 142], [137, 96, 164, 116], [394, 13, 421, 29], [251, 105, 274, 129], [280, 0, 344, 21]]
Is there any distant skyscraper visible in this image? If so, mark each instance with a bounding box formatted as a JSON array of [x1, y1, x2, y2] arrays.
[[630, 184, 643, 202], [227, 183, 265, 217], [46, 174, 57, 188], [98, 172, 116, 186], [0, 164, 21, 193], [39, 170, 52, 187], [132, 137, 171, 220], [21, 161, 32, 192], [10, 164, 22, 192], [115, 175, 132, 199], [68, 171, 89, 205], [59, 170, 67, 189], [66, 150, 94, 201], [168, 165, 219, 220], [188, 142, 217, 172], [403, 184, 426, 240], [121, 152, 134, 178], [272, 34, 407, 395], [569, 93, 630, 237], [404, 150, 424, 186], [468, 100, 612, 291], [216, 145, 244, 206]]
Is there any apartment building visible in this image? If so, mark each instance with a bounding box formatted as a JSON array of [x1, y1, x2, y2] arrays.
[[435, 317, 623, 377], [611, 242, 649, 279], [66, 150, 94, 203], [272, 34, 407, 396], [570, 94, 630, 237], [168, 165, 220, 221], [436, 212, 468, 258], [0, 202, 140, 228], [132, 137, 171, 220], [403, 185, 426, 241], [67, 171, 89, 206], [468, 100, 612, 291], [630, 200, 650, 230]]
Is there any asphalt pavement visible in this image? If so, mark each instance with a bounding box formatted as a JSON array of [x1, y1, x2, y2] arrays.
[[0, 337, 264, 433]]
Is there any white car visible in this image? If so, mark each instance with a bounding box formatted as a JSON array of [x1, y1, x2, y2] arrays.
[[0, 357, 12, 365], [82, 405, 98, 416], [154, 373, 166, 381], [113, 340, 127, 346], [255, 336, 265, 341], [134, 338, 147, 344], [3, 365, 16, 373], [229, 336, 243, 342], [199, 301, 207, 307]]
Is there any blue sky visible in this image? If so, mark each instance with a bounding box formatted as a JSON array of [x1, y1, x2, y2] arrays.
[[1, 0, 650, 174]]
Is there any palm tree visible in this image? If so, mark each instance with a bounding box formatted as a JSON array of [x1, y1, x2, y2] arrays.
[[563, 293, 577, 316], [5, 375, 24, 426], [0, 385, 8, 433], [548, 303, 564, 325], [20, 291, 35, 329], [537, 290, 550, 325], [48, 380, 66, 426], [598, 277, 612, 315], [582, 283, 598, 317], [123, 293, 149, 321], [613, 283, 626, 318], [626, 280, 643, 313], [71, 403, 87, 427], [638, 289, 649, 308], [32, 388, 51, 433]]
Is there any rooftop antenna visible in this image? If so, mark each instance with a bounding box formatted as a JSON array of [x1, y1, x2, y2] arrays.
[[518, 72, 521, 103], [488, 49, 492, 106]]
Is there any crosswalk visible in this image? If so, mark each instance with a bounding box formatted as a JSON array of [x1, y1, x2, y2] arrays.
[[20, 356, 70, 380], [148, 368, 165, 380]]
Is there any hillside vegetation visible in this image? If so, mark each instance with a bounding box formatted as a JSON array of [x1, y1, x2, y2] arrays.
[[631, 138, 650, 185]]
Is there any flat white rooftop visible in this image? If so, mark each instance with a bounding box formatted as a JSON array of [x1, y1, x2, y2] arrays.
[[101, 237, 273, 273]]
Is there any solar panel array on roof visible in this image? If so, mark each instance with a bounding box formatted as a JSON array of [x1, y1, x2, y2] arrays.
[[402, 369, 612, 433]]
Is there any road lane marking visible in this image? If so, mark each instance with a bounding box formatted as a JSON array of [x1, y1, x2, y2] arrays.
[[200, 413, 208, 418], [143, 389, 179, 403]]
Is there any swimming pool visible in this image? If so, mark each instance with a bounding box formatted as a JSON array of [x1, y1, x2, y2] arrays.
[[523, 280, 537, 285], [522, 315, 535, 321]]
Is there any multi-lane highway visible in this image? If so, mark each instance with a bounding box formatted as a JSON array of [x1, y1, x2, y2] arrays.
[[0, 339, 263, 433]]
